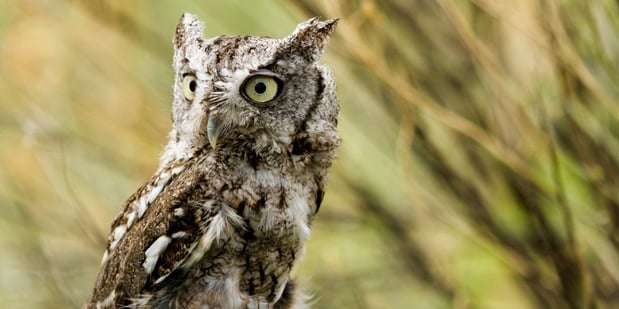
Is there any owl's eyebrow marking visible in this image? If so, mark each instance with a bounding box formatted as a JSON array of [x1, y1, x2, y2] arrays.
[[247, 68, 279, 76], [261, 61, 279, 72]]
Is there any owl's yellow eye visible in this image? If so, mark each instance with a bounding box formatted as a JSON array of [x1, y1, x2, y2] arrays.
[[241, 74, 283, 104], [182, 74, 197, 100]]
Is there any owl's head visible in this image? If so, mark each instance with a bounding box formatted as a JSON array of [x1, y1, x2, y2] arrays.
[[162, 13, 339, 165]]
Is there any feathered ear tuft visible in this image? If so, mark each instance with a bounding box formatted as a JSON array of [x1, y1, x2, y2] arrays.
[[173, 13, 205, 50], [279, 17, 339, 64]]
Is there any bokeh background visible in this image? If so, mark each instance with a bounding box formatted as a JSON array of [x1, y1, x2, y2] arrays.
[[2, 1, 619, 308]]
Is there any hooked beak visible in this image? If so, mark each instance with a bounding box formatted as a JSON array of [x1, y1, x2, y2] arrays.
[[206, 115, 223, 148]]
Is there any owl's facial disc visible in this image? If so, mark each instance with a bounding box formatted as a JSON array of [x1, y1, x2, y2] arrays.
[[206, 70, 285, 149]]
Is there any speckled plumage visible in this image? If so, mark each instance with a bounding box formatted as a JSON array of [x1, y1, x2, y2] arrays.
[[84, 13, 339, 309]]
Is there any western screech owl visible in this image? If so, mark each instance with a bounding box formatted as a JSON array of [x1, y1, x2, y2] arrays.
[[85, 13, 339, 309]]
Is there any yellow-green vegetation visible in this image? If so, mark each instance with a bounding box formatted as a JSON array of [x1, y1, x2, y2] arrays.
[[2, 1, 619, 308]]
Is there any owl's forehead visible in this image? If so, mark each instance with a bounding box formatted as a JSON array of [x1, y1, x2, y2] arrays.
[[198, 35, 280, 72]]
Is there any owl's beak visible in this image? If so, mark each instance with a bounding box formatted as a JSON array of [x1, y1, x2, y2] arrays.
[[206, 116, 223, 148]]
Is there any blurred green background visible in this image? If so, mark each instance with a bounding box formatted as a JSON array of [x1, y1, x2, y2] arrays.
[[2, 1, 619, 308]]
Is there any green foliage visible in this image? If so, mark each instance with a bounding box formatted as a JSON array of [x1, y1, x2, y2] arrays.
[[1, 1, 619, 308]]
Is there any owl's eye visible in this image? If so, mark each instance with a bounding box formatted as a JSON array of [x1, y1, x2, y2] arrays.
[[241, 73, 283, 104], [182, 74, 198, 100]]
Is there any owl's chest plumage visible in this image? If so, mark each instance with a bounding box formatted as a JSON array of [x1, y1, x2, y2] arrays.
[[157, 153, 318, 307]]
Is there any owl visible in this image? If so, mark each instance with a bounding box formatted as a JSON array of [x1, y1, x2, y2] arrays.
[[84, 13, 339, 309]]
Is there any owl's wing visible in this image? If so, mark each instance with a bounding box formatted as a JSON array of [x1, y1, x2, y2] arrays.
[[85, 158, 225, 308]]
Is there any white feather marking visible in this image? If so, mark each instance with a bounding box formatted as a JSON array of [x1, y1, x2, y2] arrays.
[[196, 71, 210, 81], [255, 168, 283, 187], [96, 290, 116, 309], [287, 185, 311, 241], [154, 273, 170, 285], [100, 249, 109, 265], [157, 170, 169, 181], [172, 231, 187, 238], [213, 81, 229, 89], [128, 293, 152, 308], [208, 68, 248, 96], [146, 181, 164, 204], [111, 176, 183, 248], [182, 214, 223, 268], [137, 196, 148, 218], [260, 204, 280, 232], [173, 207, 185, 217], [178, 96, 206, 137], [136, 165, 186, 219], [171, 165, 186, 175], [223, 269, 245, 308], [182, 206, 243, 268], [143, 235, 172, 274], [109, 225, 127, 249], [218, 68, 232, 78], [161, 137, 189, 164], [233, 68, 249, 82], [126, 211, 137, 228], [202, 269, 246, 308], [276, 134, 292, 145]]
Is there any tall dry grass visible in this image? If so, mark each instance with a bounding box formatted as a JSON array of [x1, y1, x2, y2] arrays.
[[1, 1, 618, 308]]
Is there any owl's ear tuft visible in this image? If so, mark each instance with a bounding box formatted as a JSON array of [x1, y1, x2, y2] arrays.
[[281, 17, 339, 64], [173, 13, 204, 49]]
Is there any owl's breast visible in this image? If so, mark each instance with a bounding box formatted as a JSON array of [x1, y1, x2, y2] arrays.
[[240, 166, 317, 292], [188, 164, 318, 305]]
